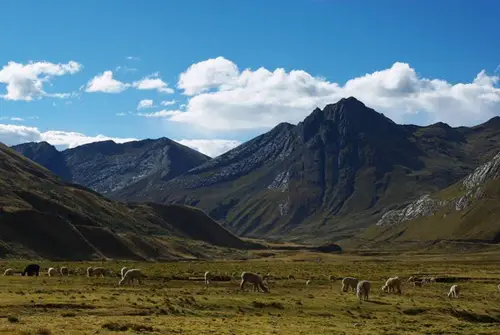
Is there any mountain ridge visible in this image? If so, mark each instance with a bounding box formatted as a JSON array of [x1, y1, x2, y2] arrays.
[[112, 97, 500, 242], [11, 97, 500, 243]]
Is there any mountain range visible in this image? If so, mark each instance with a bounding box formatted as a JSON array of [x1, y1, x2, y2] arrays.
[[0, 143, 257, 260], [12, 97, 500, 244]]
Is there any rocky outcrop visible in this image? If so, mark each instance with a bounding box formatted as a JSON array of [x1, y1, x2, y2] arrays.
[[376, 152, 500, 227], [462, 152, 500, 190], [376, 195, 450, 226]]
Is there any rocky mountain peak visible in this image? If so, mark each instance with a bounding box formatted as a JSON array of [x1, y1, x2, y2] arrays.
[[299, 96, 400, 143], [66, 140, 123, 156], [12, 137, 210, 195], [12, 141, 72, 180]]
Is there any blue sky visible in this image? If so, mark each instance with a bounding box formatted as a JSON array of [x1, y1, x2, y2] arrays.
[[0, 0, 499, 156]]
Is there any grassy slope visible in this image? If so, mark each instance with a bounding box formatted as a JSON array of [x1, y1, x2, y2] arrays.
[[351, 176, 500, 251], [0, 252, 498, 334], [0, 143, 257, 260]]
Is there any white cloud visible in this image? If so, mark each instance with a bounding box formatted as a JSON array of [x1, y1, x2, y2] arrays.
[[116, 65, 138, 73], [137, 110, 183, 118], [126, 56, 141, 61], [169, 57, 500, 130], [0, 116, 24, 122], [137, 99, 154, 110], [0, 60, 82, 101], [176, 139, 242, 157], [133, 73, 174, 93], [85, 70, 130, 93], [178, 56, 239, 96], [85, 71, 173, 95], [160, 99, 176, 106], [116, 112, 127, 116], [0, 124, 136, 149]]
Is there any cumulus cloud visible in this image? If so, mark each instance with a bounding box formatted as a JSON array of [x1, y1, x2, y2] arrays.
[[137, 99, 154, 110], [85, 71, 130, 93], [0, 60, 82, 101], [178, 56, 239, 95], [132, 73, 174, 93], [85, 71, 173, 95], [160, 99, 176, 106], [177, 139, 242, 157], [0, 124, 136, 149], [168, 57, 500, 130], [137, 110, 183, 118]]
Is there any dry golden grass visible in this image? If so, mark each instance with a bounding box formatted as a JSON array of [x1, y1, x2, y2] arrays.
[[0, 251, 498, 334]]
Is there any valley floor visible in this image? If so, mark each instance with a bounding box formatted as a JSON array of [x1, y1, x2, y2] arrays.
[[0, 251, 499, 334]]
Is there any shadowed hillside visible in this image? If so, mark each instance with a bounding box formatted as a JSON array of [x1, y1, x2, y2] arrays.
[[0, 143, 259, 260]]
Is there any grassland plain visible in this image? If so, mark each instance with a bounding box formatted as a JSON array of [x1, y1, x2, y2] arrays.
[[0, 251, 499, 334]]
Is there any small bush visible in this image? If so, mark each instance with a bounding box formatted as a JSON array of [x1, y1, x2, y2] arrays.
[[36, 328, 52, 335], [102, 322, 128, 331], [102, 322, 154, 332], [61, 312, 77, 317], [402, 308, 427, 316], [252, 301, 284, 309], [7, 315, 19, 323]]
